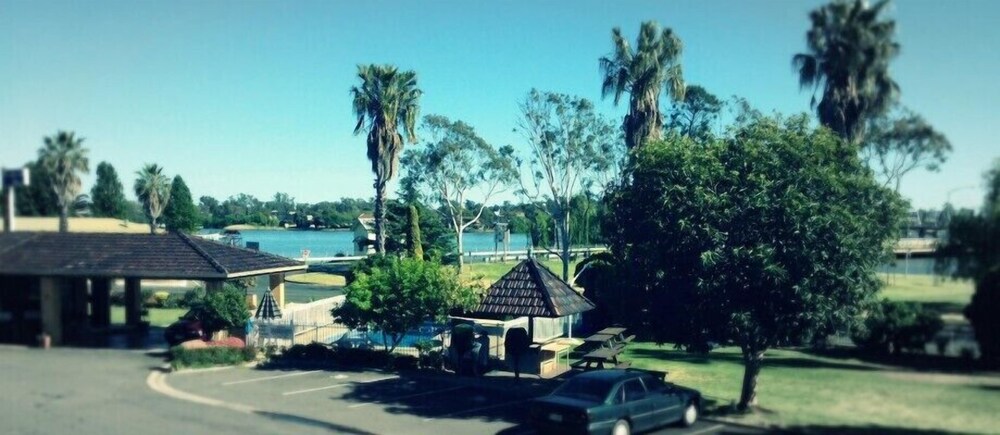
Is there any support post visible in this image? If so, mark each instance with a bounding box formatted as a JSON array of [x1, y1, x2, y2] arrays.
[[124, 278, 142, 326], [270, 273, 285, 309], [4, 186, 14, 233], [90, 278, 111, 328], [39, 277, 63, 346]]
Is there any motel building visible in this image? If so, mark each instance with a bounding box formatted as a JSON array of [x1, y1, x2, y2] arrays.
[[0, 232, 304, 346]]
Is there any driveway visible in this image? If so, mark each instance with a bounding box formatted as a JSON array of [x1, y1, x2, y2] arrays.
[[0, 345, 759, 434]]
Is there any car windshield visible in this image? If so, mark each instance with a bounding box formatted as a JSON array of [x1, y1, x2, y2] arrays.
[[551, 377, 615, 403]]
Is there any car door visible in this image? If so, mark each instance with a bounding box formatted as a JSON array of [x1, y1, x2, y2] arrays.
[[621, 379, 654, 432], [641, 375, 683, 426]]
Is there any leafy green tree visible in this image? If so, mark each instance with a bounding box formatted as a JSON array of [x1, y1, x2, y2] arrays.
[[600, 21, 685, 149], [163, 175, 200, 233], [332, 257, 478, 352], [793, 0, 899, 144], [39, 131, 90, 232], [184, 284, 250, 336], [350, 64, 422, 254], [938, 160, 1000, 367], [517, 90, 619, 280], [604, 114, 904, 410], [7, 159, 58, 217], [198, 196, 223, 228], [401, 115, 517, 269], [90, 162, 127, 219], [863, 107, 952, 192], [385, 200, 453, 262], [407, 205, 424, 260], [134, 164, 171, 234], [666, 84, 722, 141]]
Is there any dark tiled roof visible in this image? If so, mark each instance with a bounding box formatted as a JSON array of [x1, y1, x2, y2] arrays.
[[473, 259, 595, 318], [0, 232, 305, 279]]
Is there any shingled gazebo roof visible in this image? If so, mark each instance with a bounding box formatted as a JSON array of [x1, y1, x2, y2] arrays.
[[0, 232, 305, 279], [473, 259, 595, 318]]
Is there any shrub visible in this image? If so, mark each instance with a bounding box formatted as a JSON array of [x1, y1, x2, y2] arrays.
[[170, 345, 256, 369], [852, 300, 944, 355], [160, 294, 183, 309], [153, 291, 170, 307], [281, 343, 337, 361], [181, 288, 205, 308], [184, 285, 250, 335]]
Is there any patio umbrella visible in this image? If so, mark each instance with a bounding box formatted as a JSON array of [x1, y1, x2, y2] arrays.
[[254, 289, 282, 345]]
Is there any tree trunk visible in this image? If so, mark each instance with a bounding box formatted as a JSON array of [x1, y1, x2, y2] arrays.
[[59, 204, 69, 233], [373, 179, 386, 254], [738, 349, 765, 411], [559, 210, 570, 281], [148, 216, 157, 234], [456, 228, 464, 270]]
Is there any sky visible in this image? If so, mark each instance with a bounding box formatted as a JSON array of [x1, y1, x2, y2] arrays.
[[1, 0, 998, 210]]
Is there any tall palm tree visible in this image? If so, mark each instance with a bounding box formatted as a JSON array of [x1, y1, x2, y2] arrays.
[[350, 64, 421, 254], [134, 164, 171, 234], [793, 0, 899, 145], [600, 21, 685, 149], [39, 131, 89, 232]]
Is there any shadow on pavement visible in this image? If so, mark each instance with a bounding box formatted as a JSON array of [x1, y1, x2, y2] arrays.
[[254, 410, 377, 435]]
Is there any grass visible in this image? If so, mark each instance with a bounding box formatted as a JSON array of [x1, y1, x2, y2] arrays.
[[625, 343, 1000, 434], [878, 273, 974, 314], [285, 272, 345, 286], [463, 258, 582, 284], [110, 306, 187, 327]]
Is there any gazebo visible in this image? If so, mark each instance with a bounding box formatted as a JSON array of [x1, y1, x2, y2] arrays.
[[471, 258, 595, 343], [0, 231, 305, 346]]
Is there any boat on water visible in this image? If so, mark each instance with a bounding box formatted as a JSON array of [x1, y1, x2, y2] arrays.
[[196, 229, 242, 246]]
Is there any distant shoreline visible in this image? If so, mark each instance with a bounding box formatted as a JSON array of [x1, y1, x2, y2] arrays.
[[214, 225, 351, 232]]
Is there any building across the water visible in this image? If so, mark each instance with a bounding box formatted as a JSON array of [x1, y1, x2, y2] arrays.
[[0, 231, 305, 346], [352, 213, 376, 256]]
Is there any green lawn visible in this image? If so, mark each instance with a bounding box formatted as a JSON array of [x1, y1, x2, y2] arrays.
[[285, 272, 346, 286], [626, 343, 1000, 433], [463, 258, 581, 283], [110, 306, 187, 328], [878, 273, 973, 314]]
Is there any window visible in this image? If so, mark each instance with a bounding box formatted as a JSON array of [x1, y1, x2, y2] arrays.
[[622, 379, 647, 402], [640, 375, 667, 393]]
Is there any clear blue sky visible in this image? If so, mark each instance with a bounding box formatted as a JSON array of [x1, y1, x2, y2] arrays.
[[1, 0, 997, 210]]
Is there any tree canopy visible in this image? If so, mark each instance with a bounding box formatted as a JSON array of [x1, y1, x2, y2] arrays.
[[90, 162, 128, 219], [163, 175, 200, 233], [666, 84, 722, 141], [603, 114, 904, 410], [863, 107, 952, 192], [134, 164, 171, 234], [39, 131, 89, 232]]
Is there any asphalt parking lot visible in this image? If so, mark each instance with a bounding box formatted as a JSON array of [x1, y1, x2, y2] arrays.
[[164, 366, 761, 435]]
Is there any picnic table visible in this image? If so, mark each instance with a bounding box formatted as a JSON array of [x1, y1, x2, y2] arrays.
[[575, 346, 626, 370]]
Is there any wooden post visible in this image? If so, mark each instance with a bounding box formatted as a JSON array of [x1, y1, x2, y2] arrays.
[[124, 278, 142, 326], [269, 273, 285, 309], [90, 278, 111, 328], [39, 277, 62, 346]]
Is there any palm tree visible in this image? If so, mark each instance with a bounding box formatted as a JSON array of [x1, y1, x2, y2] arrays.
[[793, 0, 899, 145], [134, 164, 171, 234], [350, 64, 421, 254], [600, 21, 685, 149], [39, 131, 89, 232]]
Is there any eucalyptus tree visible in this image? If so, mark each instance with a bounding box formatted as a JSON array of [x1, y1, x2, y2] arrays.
[[793, 0, 899, 144], [350, 64, 422, 254], [600, 20, 685, 149], [517, 90, 619, 280], [39, 131, 90, 232], [91, 162, 127, 219], [134, 164, 171, 234], [401, 115, 517, 269], [863, 107, 952, 192]]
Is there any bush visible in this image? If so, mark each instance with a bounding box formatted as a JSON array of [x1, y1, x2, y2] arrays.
[[965, 268, 1000, 367], [160, 294, 184, 309], [268, 343, 420, 371], [181, 288, 206, 308], [852, 300, 944, 355], [170, 345, 256, 369], [184, 285, 250, 335]]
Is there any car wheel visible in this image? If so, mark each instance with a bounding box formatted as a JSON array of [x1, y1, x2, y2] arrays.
[[681, 401, 698, 427], [612, 419, 630, 435]]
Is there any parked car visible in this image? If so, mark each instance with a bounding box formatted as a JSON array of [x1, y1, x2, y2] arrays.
[[164, 319, 206, 346], [530, 369, 700, 435]]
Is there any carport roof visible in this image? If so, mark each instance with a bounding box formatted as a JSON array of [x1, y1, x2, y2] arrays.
[[0, 232, 305, 279]]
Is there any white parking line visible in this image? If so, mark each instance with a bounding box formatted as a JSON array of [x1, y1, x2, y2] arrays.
[[348, 385, 467, 408], [421, 398, 531, 422], [222, 370, 322, 386], [685, 424, 724, 435], [282, 375, 399, 396]]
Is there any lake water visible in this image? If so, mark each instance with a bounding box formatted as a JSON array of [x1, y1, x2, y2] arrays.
[[201, 229, 530, 258], [204, 229, 948, 276]]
